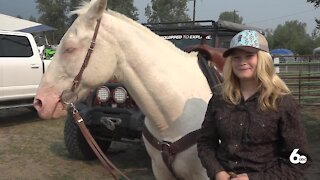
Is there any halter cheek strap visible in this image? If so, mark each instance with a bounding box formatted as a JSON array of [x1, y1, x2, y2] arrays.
[[71, 18, 102, 92], [60, 18, 130, 180]]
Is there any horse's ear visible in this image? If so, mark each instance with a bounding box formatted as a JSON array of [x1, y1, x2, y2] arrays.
[[85, 0, 108, 26]]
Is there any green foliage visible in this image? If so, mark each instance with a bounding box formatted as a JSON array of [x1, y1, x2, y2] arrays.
[[316, 18, 320, 30], [67, 0, 81, 25], [37, 0, 139, 44], [307, 0, 320, 29], [36, 0, 69, 44], [307, 0, 320, 7], [69, 0, 82, 12], [29, 16, 37, 22], [145, 0, 191, 23], [267, 20, 317, 55], [108, 0, 139, 20], [69, 0, 138, 20], [68, 0, 138, 26], [218, 11, 243, 24]]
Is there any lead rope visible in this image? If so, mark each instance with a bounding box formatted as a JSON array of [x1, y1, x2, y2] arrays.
[[60, 16, 130, 180], [70, 103, 130, 180]]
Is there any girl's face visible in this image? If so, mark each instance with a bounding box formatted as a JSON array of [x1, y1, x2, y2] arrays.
[[231, 49, 258, 81]]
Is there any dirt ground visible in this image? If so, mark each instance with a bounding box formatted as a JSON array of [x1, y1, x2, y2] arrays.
[[0, 108, 154, 180], [0, 106, 319, 180]]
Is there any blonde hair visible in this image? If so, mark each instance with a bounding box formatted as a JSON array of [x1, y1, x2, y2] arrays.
[[222, 51, 290, 111]]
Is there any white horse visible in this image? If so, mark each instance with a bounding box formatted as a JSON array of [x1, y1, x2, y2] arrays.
[[34, 0, 220, 179]]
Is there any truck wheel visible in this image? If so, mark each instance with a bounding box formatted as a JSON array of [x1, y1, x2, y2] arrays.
[[64, 113, 111, 160]]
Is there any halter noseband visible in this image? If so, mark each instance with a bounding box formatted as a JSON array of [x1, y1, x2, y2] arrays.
[[61, 18, 102, 105]]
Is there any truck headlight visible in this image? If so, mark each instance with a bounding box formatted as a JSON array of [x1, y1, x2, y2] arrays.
[[96, 86, 110, 102], [113, 87, 127, 103]]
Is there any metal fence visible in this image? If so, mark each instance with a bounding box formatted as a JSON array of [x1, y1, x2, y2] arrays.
[[274, 55, 320, 106]]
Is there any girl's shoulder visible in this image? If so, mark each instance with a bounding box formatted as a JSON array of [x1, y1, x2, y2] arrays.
[[209, 93, 224, 104], [277, 93, 299, 111]]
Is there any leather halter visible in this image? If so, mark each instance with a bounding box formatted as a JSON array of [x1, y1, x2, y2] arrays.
[[71, 18, 102, 92], [61, 18, 130, 180]]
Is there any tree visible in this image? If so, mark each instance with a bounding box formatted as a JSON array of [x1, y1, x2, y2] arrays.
[[29, 16, 37, 22], [67, 0, 82, 25], [108, 0, 139, 20], [218, 11, 243, 24], [268, 20, 313, 54], [69, 0, 138, 20], [68, 0, 139, 25], [145, 0, 191, 23], [307, 0, 320, 6], [307, 0, 320, 29], [37, 0, 139, 44], [36, 0, 69, 44]]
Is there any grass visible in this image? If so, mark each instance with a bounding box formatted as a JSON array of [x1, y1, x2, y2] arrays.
[[303, 113, 320, 143]]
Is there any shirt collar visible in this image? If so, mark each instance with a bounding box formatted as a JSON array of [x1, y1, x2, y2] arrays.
[[241, 90, 260, 102]]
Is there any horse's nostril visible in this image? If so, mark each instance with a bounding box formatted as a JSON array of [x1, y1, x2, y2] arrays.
[[33, 98, 43, 110]]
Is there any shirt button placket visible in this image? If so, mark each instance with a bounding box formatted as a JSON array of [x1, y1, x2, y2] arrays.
[[233, 144, 239, 153]]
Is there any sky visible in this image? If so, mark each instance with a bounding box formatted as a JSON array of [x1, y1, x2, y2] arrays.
[[0, 0, 319, 34]]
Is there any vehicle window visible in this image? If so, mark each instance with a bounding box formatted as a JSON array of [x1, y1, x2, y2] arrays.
[[0, 34, 33, 57], [215, 35, 234, 48]]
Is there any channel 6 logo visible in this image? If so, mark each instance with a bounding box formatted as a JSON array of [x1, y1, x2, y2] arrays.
[[290, 149, 307, 164]]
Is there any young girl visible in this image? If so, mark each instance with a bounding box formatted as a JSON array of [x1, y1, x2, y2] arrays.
[[197, 30, 311, 180]]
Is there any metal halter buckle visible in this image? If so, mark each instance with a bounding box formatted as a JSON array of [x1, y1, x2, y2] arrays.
[[160, 141, 172, 153], [60, 89, 78, 112]]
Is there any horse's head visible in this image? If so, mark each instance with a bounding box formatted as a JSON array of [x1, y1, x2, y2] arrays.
[[34, 0, 119, 119]]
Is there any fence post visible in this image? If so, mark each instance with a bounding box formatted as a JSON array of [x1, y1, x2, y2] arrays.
[[274, 57, 280, 73], [308, 56, 311, 95], [298, 70, 301, 105]]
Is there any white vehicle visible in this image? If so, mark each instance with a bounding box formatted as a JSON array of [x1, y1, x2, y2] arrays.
[[0, 30, 51, 109]]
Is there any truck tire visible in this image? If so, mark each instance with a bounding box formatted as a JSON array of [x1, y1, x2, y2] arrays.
[[64, 113, 111, 160]]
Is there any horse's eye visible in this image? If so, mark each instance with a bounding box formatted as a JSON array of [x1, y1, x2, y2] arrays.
[[65, 48, 76, 53]]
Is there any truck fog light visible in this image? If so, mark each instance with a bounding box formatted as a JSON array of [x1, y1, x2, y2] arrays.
[[96, 86, 110, 102], [113, 87, 127, 103]]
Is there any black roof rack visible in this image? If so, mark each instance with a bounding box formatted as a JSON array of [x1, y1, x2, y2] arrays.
[[143, 20, 265, 36], [217, 20, 265, 34]]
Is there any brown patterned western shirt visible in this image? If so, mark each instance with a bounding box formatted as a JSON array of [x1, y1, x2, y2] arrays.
[[197, 92, 311, 180]]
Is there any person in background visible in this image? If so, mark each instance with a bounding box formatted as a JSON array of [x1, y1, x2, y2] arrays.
[[197, 30, 311, 180]]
